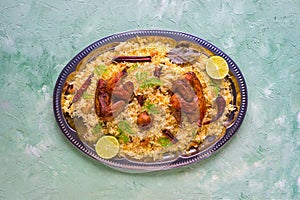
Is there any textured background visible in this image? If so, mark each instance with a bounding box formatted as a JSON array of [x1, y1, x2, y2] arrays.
[[1, 0, 300, 199]]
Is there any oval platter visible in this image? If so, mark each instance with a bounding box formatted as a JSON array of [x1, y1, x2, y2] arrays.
[[53, 30, 247, 173]]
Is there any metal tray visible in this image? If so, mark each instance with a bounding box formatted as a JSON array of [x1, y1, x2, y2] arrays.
[[53, 30, 247, 173]]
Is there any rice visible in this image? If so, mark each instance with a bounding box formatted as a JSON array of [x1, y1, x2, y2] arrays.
[[61, 36, 235, 161]]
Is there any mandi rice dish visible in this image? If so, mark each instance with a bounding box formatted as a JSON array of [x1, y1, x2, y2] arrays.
[[61, 36, 238, 161]]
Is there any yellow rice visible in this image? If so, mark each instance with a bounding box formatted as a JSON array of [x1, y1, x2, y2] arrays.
[[61, 36, 235, 161]]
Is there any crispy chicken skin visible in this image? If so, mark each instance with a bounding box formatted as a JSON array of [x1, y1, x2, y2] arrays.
[[95, 67, 132, 122], [170, 71, 207, 126], [184, 72, 207, 125]]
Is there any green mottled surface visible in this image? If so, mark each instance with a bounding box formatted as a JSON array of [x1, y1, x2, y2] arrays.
[[1, 0, 299, 199]]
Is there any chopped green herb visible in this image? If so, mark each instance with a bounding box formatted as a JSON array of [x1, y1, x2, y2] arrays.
[[94, 64, 108, 76], [192, 129, 198, 137], [82, 91, 94, 100], [140, 78, 163, 89], [210, 80, 220, 96], [118, 120, 135, 134], [158, 137, 171, 147], [135, 71, 163, 89], [128, 63, 139, 73], [214, 85, 220, 96], [92, 122, 102, 134], [118, 132, 130, 143], [143, 101, 160, 114], [135, 71, 148, 81]]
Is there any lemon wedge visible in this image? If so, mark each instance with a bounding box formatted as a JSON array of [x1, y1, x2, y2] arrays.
[[206, 56, 229, 79], [95, 135, 119, 159]]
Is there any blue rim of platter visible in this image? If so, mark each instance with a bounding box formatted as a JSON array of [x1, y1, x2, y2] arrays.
[[53, 30, 248, 173]]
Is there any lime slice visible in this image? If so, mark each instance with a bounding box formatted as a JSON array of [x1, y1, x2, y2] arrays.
[[95, 135, 120, 159], [206, 56, 229, 79]]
